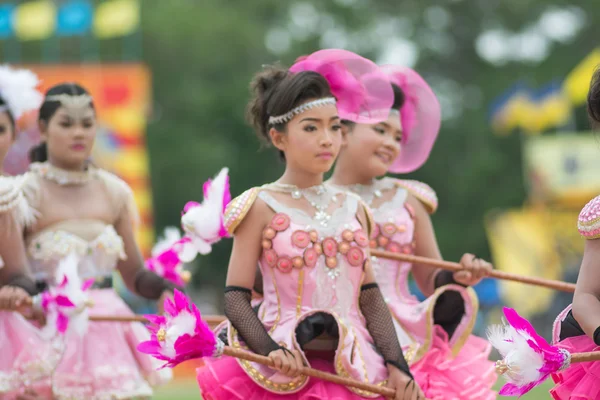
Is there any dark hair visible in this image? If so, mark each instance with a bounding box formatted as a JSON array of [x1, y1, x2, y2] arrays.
[[588, 66, 600, 129], [246, 65, 333, 160], [29, 83, 95, 163], [0, 96, 15, 134], [341, 83, 405, 130]]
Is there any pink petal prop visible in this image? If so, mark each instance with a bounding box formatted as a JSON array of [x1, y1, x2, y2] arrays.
[[144, 230, 189, 286], [40, 256, 94, 336], [56, 312, 69, 334], [182, 201, 200, 214], [144, 169, 231, 286], [202, 179, 212, 200], [81, 278, 95, 291], [58, 275, 68, 288], [163, 296, 177, 316], [137, 289, 219, 368], [54, 295, 75, 308], [488, 307, 570, 398]]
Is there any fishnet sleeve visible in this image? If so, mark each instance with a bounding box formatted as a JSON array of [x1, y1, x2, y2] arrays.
[[359, 283, 412, 378], [224, 286, 280, 356]]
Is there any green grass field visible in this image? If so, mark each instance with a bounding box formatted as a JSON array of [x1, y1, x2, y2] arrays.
[[153, 379, 555, 399]]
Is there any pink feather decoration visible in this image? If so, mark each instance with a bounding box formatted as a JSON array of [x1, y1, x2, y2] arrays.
[[137, 289, 222, 368], [180, 167, 231, 258], [144, 168, 231, 285], [39, 255, 94, 335], [145, 228, 192, 286], [487, 307, 571, 397]]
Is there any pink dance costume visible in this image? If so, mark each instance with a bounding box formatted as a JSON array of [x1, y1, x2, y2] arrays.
[[330, 66, 496, 399], [550, 195, 600, 400], [1, 162, 172, 399], [0, 174, 59, 399], [197, 183, 412, 399], [338, 178, 497, 399]]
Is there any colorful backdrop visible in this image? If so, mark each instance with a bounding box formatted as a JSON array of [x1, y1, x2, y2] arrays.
[[3, 63, 154, 256]]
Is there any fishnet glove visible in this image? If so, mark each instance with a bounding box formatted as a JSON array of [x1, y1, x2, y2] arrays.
[[359, 283, 412, 378], [224, 286, 281, 356]]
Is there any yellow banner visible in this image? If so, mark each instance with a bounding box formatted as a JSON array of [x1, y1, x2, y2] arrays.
[[523, 133, 600, 206], [485, 207, 580, 317], [492, 89, 572, 135], [564, 48, 600, 106]]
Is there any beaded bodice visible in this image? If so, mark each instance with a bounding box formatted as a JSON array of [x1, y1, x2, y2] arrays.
[[26, 219, 126, 282], [256, 188, 370, 319]]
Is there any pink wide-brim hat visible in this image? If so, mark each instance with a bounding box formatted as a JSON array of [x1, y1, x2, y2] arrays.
[[290, 49, 394, 125], [382, 65, 441, 174]]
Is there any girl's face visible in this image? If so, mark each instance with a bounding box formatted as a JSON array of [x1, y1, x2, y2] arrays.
[[0, 111, 14, 170], [41, 106, 96, 169], [342, 112, 402, 178], [271, 102, 342, 176]]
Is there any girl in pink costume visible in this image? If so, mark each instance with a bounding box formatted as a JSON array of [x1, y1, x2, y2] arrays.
[[197, 50, 425, 400], [549, 68, 600, 399], [329, 66, 497, 399], [0, 65, 51, 399], [1, 83, 180, 399]]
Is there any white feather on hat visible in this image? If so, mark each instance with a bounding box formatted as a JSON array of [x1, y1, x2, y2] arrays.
[[0, 65, 43, 120]]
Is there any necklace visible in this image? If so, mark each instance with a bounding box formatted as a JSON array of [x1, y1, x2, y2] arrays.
[[334, 179, 390, 207], [267, 182, 338, 227], [30, 162, 96, 186]]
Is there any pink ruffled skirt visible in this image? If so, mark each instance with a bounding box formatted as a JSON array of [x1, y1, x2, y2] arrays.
[[197, 353, 386, 400], [411, 326, 497, 400], [0, 311, 60, 399], [1, 289, 171, 399], [550, 335, 600, 399]]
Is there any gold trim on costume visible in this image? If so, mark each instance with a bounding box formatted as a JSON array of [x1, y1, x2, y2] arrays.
[[296, 269, 304, 318], [450, 286, 479, 357], [223, 187, 260, 235], [229, 325, 308, 392], [228, 309, 387, 397], [394, 179, 438, 214], [267, 266, 281, 334], [409, 284, 480, 363]]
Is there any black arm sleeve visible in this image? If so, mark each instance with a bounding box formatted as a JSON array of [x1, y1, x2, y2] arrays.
[[253, 267, 264, 295], [432, 270, 466, 337], [224, 286, 281, 356], [134, 268, 181, 300], [359, 283, 413, 379], [434, 270, 467, 288], [6, 274, 38, 296]]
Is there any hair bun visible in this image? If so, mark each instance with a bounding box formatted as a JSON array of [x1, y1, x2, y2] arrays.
[[588, 67, 600, 127]]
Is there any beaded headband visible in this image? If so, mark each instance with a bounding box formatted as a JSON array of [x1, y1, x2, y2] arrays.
[[268, 97, 336, 125], [46, 94, 93, 120]]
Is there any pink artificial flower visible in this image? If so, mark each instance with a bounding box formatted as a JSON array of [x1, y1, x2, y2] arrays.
[[488, 307, 569, 397], [41, 263, 94, 335], [145, 228, 192, 286], [180, 168, 231, 258], [137, 289, 218, 368]]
